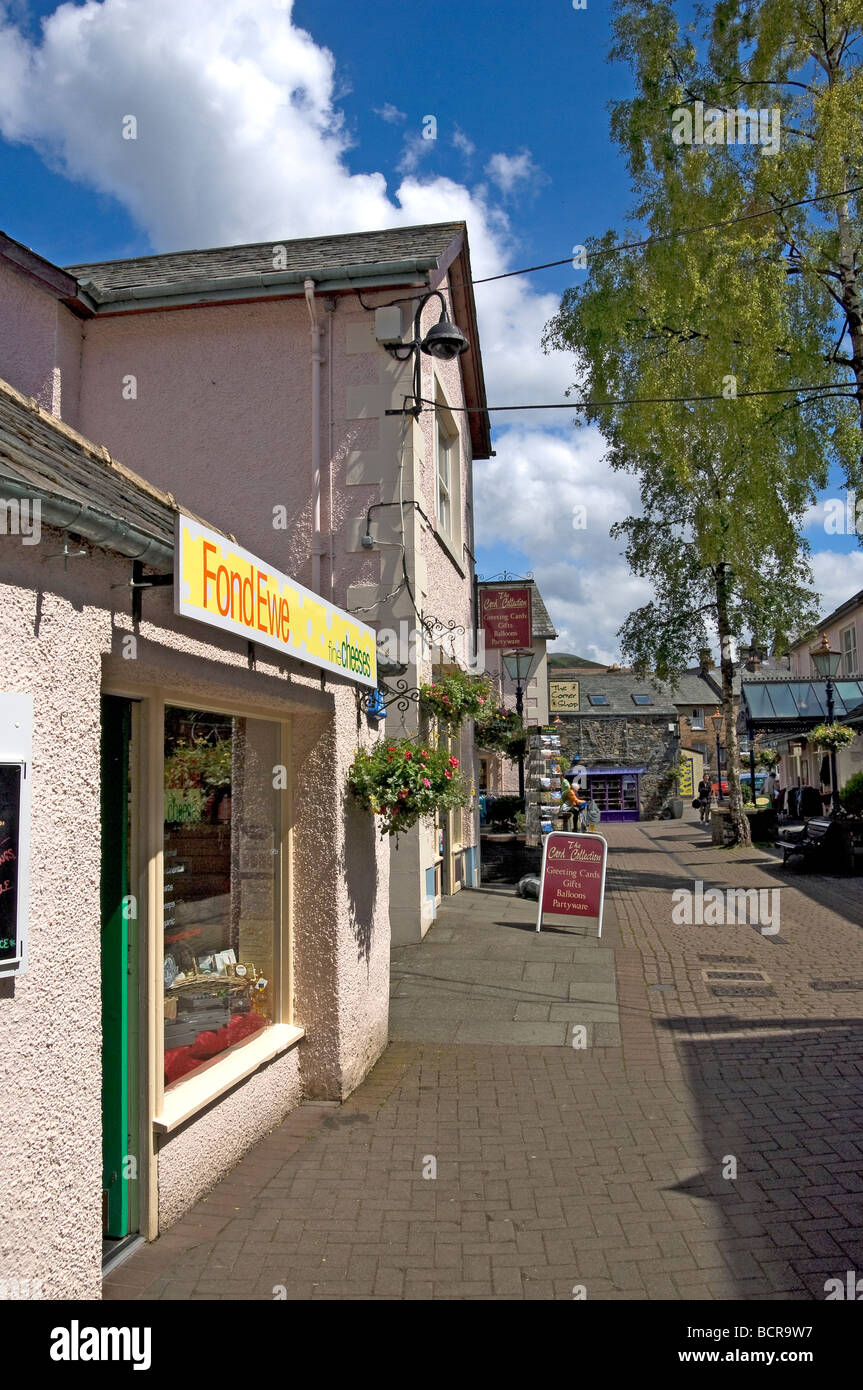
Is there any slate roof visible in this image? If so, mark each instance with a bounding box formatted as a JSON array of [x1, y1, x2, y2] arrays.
[[66, 222, 467, 300], [555, 671, 679, 716], [0, 374, 189, 567], [530, 584, 557, 639]]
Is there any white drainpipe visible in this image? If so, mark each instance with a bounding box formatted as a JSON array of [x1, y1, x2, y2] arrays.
[[304, 278, 324, 594]]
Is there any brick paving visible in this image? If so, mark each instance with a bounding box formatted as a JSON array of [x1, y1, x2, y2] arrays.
[[106, 816, 863, 1300]]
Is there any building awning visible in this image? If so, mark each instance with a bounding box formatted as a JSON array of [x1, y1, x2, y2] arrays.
[[742, 678, 863, 730], [583, 766, 646, 776]]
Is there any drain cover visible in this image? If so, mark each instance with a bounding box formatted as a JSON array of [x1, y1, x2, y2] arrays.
[[709, 984, 776, 997], [810, 980, 863, 992], [702, 969, 771, 983], [697, 954, 756, 964]]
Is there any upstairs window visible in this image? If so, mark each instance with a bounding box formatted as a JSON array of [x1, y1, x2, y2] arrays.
[[840, 623, 858, 676], [632, 694, 653, 706], [588, 694, 608, 706]]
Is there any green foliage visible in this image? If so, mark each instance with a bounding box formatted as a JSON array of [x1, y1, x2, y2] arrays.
[[840, 771, 863, 814], [419, 670, 493, 729], [164, 737, 232, 791], [809, 722, 857, 752], [474, 705, 524, 754], [347, 737, 468, 837], [755, 747, 781, 770]]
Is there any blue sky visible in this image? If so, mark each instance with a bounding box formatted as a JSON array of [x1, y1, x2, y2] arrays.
[[1, 0, 860, 656]]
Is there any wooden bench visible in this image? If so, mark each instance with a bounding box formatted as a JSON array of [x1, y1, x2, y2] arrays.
[[776, 816, 863, 873]]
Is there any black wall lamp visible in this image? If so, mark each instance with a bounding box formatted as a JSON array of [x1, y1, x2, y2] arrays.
[[383, 290, 470, 417]]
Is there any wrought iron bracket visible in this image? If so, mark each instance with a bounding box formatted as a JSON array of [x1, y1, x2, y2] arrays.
[[356, 678, 422, 718]]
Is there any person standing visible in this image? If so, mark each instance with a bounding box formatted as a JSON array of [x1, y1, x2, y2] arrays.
[[697, 774, 713, 823]]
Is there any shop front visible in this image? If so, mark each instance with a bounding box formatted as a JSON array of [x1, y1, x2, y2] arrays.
[[585, 766, 645, 822], [0, 383, 391, 1297]]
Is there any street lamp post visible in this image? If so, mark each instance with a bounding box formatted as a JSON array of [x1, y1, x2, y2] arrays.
[[810, 632, 843, 816], [502, 648, 538, 803], [711, 707, 724, 803]]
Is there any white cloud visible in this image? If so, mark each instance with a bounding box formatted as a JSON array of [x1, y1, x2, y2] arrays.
[[484, 150, 542, 196], [374, 102, 405, 124], [809, 548, 863, 620], [474, 426, 647, 661], [452, 126, 475, 159]]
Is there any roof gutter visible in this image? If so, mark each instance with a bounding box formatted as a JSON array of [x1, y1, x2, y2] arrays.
[[78, 256, 440, 313], [0, 470, 174, 569]]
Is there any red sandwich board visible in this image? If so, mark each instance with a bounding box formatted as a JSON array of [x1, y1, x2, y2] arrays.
[[537, 831, 608, 936]]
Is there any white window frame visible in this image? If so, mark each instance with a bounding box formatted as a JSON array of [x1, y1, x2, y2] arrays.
[[690, 708, 705, 730], [840, 623, 858, 676], [434, 382, 461, 553]]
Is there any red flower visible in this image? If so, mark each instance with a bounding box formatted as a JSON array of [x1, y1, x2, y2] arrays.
[[445, 770, 452, 780], [448, 756, 459, 768], [405, 751, 412, 760]]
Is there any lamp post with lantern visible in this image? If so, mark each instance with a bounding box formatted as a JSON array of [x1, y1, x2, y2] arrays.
[[502, 648, 539, 803], [810, 632, 843, 816]]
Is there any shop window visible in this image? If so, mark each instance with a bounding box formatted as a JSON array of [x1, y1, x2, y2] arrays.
[[162, 708, 284, 1090]]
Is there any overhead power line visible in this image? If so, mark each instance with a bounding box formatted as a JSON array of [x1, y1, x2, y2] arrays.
[[462, 182, 863, 289], [406, 382, 860, 414]]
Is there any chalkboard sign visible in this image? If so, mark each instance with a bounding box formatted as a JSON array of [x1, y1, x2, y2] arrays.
[[0, 764, 22, 964], [537, 831, 608, 937]]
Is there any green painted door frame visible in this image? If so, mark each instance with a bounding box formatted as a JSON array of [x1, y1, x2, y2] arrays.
[[100, 695, 135, 1238]]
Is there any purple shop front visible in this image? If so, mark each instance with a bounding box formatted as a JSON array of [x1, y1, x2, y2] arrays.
[[585, 766, 645, 822]]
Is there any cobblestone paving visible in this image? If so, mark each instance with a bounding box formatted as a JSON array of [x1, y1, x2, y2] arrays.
[[106, 817, 863, 1300]]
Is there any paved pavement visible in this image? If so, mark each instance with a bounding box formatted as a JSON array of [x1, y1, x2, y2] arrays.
[[106, 815, 863, 1300]]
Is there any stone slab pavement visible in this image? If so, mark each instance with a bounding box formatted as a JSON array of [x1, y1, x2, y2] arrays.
[[106, 815, 863, 1300]]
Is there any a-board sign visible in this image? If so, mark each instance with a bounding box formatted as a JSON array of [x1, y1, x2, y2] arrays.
[[537, 831, 607, 936]]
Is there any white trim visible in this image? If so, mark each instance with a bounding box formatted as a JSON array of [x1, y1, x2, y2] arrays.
[[154, 1024, 304, 1133]]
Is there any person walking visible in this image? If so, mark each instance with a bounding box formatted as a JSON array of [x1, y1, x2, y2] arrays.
[[697, 774, 713, 823]]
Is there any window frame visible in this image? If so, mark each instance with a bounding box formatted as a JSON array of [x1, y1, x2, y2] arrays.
[[433, 380, 461, 555], [839, 623, 858, 676]]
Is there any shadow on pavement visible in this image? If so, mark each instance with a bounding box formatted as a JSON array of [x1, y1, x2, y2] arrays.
[[658, 1013, 863, 1298]]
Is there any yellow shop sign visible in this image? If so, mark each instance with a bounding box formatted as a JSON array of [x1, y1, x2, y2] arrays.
[[175, 513, 377, 688]]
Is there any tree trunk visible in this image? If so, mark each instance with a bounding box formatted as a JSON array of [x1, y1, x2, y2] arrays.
[[715, 561, 751, 846]]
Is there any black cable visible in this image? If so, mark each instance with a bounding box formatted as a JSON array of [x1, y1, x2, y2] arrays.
[[408, 382, 860, 414]]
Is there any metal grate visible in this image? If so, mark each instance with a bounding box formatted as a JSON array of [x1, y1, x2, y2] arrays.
[[810, 980, 863, 992], [702, 969, 770, 983]]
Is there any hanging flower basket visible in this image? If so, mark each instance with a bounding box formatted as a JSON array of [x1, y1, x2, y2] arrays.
[[810, 723, 857, 753], [475, 705, 523, 754], [419, 669, 493, 729], [347, 736, 469, 837]]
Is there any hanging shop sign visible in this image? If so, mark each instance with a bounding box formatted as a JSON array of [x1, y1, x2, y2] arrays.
[[175, 514, 377, 688], [679, 757, 694, 798], [0, 694, 32, 977], [549, 680, 580, 713], [479, 586, 533, 650], [537, 830, 607, 936]]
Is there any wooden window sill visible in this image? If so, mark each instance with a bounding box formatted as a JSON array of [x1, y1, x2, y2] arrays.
[[154, 1023, 304, 1134]]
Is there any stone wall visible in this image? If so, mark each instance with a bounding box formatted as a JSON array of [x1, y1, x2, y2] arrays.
[[554, 716, 679, 819]]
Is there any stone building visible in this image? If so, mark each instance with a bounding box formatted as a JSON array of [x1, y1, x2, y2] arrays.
[[550, 671, 682, 821]]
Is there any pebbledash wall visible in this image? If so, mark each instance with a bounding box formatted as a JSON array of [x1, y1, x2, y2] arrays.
[[70, 271, 481, 943], [0, 501, 389, 1298]]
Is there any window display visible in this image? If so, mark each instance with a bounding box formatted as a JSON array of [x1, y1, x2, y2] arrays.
[[162, 708, 283, 1088]]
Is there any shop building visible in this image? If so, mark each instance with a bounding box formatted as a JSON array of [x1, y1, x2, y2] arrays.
[[476, 579, 557, 795], [550, 671, 683, 820], [1, 226, 495, 1294], [62, 223, 488, 944]]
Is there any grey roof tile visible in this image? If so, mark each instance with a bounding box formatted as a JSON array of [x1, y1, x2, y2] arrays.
[[66, 222, 466, 296]]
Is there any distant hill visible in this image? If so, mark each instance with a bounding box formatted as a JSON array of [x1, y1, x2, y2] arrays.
[[547, 652, 607, 670]]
